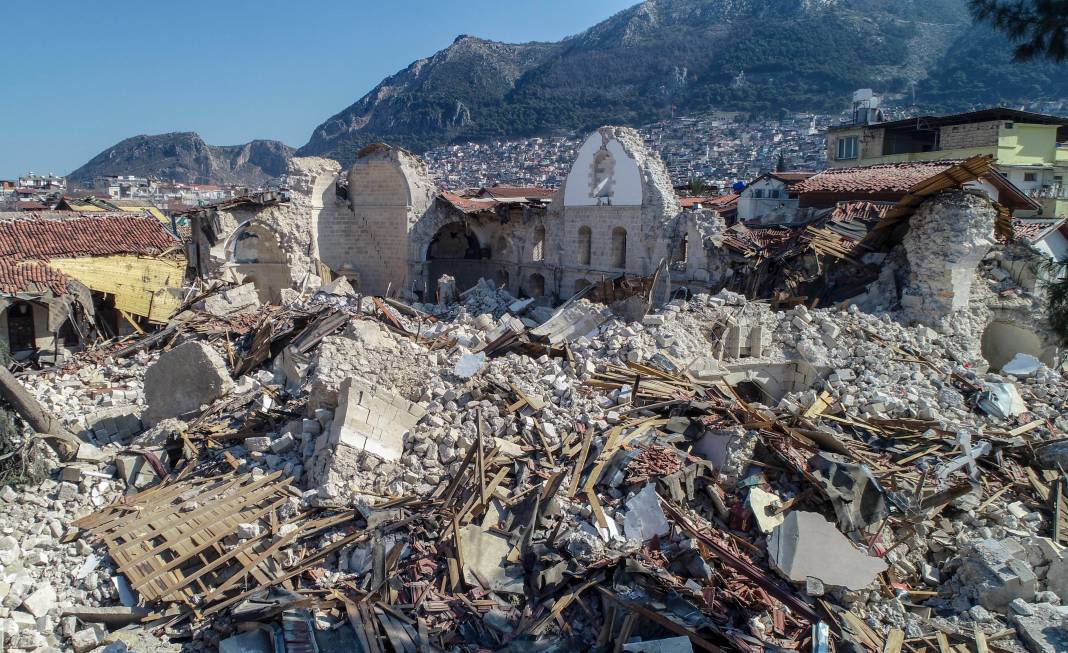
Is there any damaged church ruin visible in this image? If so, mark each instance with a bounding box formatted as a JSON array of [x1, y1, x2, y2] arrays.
[[186, 121, 1064, 370]]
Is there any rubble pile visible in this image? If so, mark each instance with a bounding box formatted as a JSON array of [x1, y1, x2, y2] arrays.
[[0, 279, 1065, 653]]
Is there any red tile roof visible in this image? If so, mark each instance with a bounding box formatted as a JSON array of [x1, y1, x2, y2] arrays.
[[723, 223, 806, 258], [0, 260, 71, 295], [0, 212, 177, 261], [769, 172, 817, 184], [479, 185, 554, 199], [0, 211, 178, 295], [679, 193, 738, 209], [829, 201, 892, 224], [794, 161, 962, 194], [440, 191, 499, 214], [1012, 218, 1065, 242]]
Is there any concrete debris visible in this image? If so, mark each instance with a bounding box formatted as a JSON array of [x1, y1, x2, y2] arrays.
[[218, 629, 274, 653], [977, 382, 1028, 418], [141, 339, 234, 426], [452, 351, 486, 379], [808, 452, 887, 532], [0, 230, 1064, 653], [622, 636, 696, 652], [457, 524, 525, 594], [622, 483, 670, 542], [746, 486, 786, 534], [1009, 602, 1068, 653], [200, 282, 262, 317], [1003, 352, 1043, 377], [767, 511, 888, 590]]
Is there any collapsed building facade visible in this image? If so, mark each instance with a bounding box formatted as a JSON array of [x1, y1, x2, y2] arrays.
[[188, 125, 1063, 371], [0, 211, 184, 362]]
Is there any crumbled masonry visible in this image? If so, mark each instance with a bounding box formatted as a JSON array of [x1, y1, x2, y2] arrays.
[[0, 267, 1064, 653]]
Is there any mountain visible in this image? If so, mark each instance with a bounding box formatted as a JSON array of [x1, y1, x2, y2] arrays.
[[69, 133, 293, 186], [299, 0, 1068, 165]]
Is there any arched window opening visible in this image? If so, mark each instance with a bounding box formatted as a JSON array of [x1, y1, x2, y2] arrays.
[[611, 227, 627, 268], [591, 148, 615, 202], [532, 225, 546, 262], [578, 226, 592, 265]]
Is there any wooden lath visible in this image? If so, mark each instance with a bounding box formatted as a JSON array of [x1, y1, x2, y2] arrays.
[[73, 470, 300, 610]]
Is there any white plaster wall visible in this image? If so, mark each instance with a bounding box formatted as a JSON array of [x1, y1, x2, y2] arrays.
[[563, 132, 643, 207], [1035, 229, 1068, 263]]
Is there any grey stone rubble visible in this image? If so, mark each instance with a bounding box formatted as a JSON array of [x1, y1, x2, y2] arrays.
[[0, 268, 1064, 652]]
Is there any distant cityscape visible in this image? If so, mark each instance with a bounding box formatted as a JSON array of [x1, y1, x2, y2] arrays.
[[423, 106, 924, 192], [4, 99, 1066, 218]]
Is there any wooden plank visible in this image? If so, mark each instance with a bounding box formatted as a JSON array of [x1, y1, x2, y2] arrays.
[[974, 629, 989, 653], [935, 632, 952, 653], [884, 629, 904, 653], [567, 427, 595, 498]]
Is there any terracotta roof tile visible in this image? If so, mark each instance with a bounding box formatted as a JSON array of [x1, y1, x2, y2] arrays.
[[794, 161, 963, 194], [0, 211, 177, 261], [0, 260, 71, 294], [479, 185, 554, 199], [0, 211, 178, 294]]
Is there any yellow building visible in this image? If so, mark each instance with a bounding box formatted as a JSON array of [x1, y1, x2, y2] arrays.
[[0, 211, 185, 360], [826, 108, 1068, 219]]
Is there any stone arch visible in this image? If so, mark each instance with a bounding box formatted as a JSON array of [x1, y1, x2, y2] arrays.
[[231, 223, 285, 265], [578, 226, 592, 265], [425, 221, 490, 298], [611, 227, 628, 268], [527, 272, 546, 298], [228, 222, 289, 303], [427, 222, 481, 261], [347, 147, 415, 208]]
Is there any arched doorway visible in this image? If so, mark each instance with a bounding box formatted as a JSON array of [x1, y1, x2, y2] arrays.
[[527, 273, 546, 298], [426, 222, 486, 297], [230, 223, 289, 303]]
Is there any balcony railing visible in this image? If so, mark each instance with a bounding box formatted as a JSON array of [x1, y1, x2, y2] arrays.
[[1029, 186, 1068, 200]]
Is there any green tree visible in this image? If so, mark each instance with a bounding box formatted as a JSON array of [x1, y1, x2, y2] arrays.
[[1042, 259, 1068, 343], [969, 0, 1068, 62], [688, 177, 711, 196]]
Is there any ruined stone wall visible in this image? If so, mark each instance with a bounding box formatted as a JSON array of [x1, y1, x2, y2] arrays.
[[206, 157, 340, 296], [317, 146, 437, 295], [901, 190, 997, 337], [553, 126, 693, 298]]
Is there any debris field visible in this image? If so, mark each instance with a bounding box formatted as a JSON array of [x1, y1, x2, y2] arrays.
[[0, 277, 1065, 653]]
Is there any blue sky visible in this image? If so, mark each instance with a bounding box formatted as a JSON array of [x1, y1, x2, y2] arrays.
[[0, 0, 636, 179]]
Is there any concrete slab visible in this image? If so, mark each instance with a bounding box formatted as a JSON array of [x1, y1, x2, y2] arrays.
[[142, 341, 234, 426], [458, 524, 524, 594], [767, 511, 887, 590]]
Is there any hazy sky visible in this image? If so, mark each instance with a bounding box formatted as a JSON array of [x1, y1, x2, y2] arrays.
[[0, 0, 636, 179]]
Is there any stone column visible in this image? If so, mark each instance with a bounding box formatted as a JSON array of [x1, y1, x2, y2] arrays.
[[901, 190, 996, 327]]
